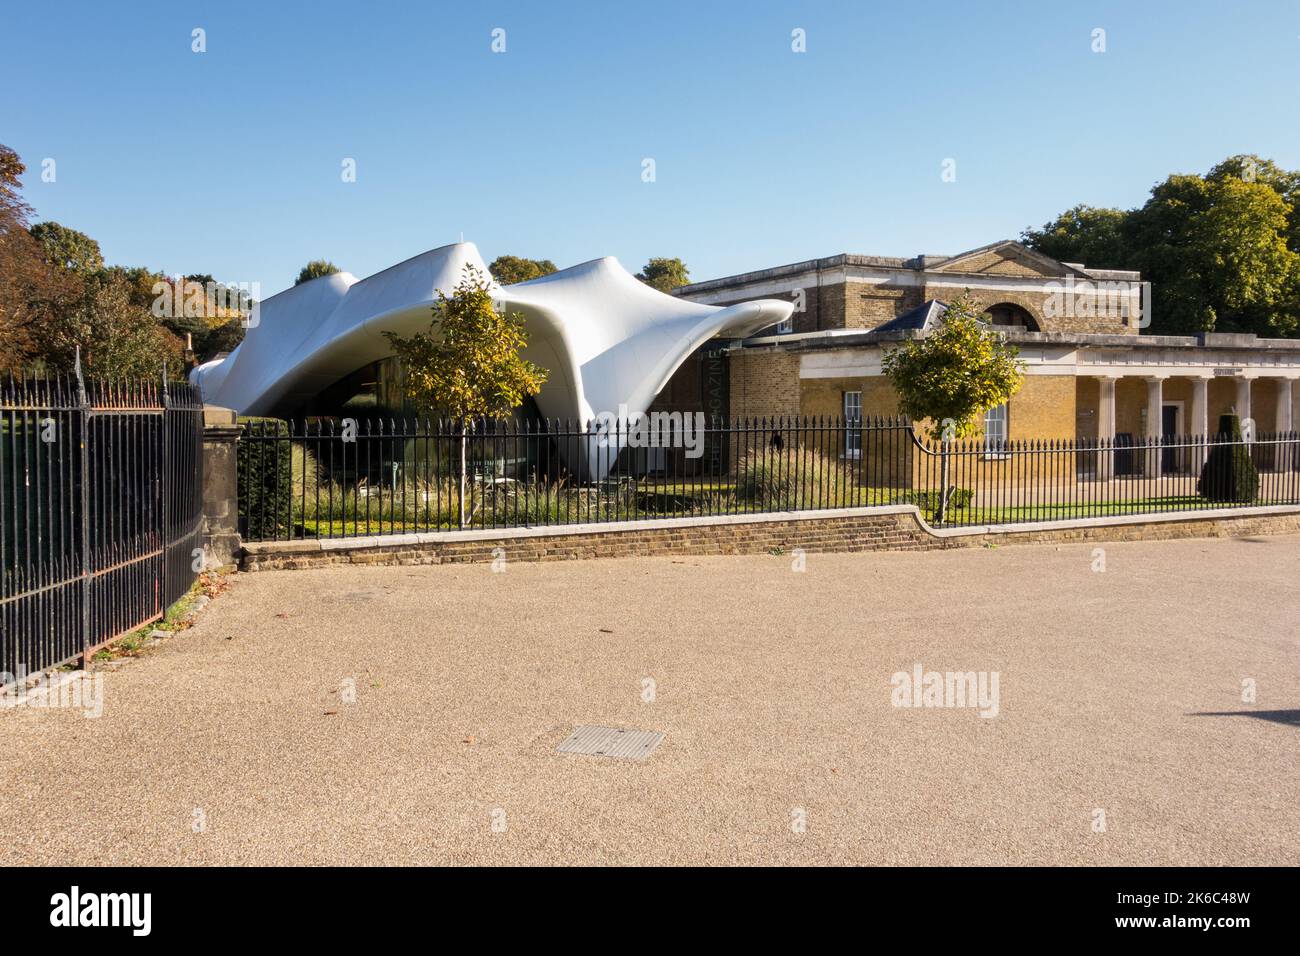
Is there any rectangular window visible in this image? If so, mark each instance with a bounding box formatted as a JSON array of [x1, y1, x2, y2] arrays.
[[983, 402, 1008, 455], [775, 316, 793, 334], [844, 391, 862, 458]]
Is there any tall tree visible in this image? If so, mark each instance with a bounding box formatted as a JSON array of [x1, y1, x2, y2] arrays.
[[29, 221, 104, 273], [0, 146, 77, 372], [489, 255, 557, 285], [295, 259, 341, 285], [1126, 174, 1300, 336], [383, 266, 548, 528], [1023, 155, 1300, 337], [636, 257, 690, 293]]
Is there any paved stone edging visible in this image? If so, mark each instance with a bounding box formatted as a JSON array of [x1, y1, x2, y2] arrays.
[[239, 504, 1300, 570]]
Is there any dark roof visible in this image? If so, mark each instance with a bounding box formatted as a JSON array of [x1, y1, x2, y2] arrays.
[[872, 299, 948, 333]]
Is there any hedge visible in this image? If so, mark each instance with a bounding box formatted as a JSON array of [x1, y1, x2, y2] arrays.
[[237, 417, 293, 539]]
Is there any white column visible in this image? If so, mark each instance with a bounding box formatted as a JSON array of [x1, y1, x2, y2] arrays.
[[1145, 376, 1165, 479], [1277, 378, 1295, 473], [1190, 375, 1210, 469], [1275, 378, 1294, 433], [1235, 375, 1252, 424], [1097, 376, 1117, 480], [1097, 374, 1118, 478]]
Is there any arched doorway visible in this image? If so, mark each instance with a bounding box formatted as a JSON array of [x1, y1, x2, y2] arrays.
[[984, 302, 1040, 331]]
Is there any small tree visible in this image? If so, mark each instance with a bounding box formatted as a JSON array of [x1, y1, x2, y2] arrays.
[[1198, 413, 1259, 503], [383, 266, 548, 528], [295, 259, 341, 285], [882, 294, 1025, 521]]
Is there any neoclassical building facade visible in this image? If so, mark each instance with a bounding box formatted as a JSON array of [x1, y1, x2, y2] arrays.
[[669, 240, 1299, 474]]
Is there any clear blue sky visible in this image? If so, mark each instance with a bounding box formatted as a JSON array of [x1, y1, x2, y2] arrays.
[[4, 0, 1299, 294]]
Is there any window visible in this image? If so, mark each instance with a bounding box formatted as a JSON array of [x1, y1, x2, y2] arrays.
[[775, 316, 793, 334], [983, 402, 1008, 455], [844, 391, 862, 458]]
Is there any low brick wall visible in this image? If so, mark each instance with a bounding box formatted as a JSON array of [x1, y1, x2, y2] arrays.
[[239, 505, 1300, 571]]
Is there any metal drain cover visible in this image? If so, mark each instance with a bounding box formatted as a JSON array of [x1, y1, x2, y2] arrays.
[[557, 726, 663, 761]]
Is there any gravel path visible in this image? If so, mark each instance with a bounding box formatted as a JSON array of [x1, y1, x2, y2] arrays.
[[2, 535, 1297, 865]]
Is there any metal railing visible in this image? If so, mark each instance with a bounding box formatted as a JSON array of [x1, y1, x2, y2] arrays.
[[237, 415, 1300, 541], [1, 371, 204, 683]]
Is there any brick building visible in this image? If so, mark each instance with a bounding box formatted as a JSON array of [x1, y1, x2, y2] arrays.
[[666, 240, 1300, 467]]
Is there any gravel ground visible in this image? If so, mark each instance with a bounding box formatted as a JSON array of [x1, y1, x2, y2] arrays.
[[1, 535, 1297, 866]]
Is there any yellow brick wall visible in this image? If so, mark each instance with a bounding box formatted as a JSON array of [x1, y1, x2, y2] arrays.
[[1007, 376, 1076, 438], [728, 349, 801, 419], [800, 373, 1075, 440]]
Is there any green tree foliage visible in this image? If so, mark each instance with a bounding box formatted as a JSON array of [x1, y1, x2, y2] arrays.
[[44, 269, 184, 378], [1019, 205, 1129, 269], [1023, 155, 1300, 337], [29, 221, 104, 273], [1198, 413, 1259, 503], [882, 294, 1025, 441], [153, 273, 249, 362], [489, 255, 557, 285], [295, 259, 341, 285], [1208, 154, 1300, 251], [194, 315, 246, 360], [636, 257, 690, 292], [383, 265, 549, 527], [1144, 175, 1298, 336]]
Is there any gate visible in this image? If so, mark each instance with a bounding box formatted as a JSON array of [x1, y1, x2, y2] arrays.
[[1, 371, 204, 682]]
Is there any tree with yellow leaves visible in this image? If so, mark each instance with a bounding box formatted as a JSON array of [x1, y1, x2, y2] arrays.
[[384, 266, 548, 528]]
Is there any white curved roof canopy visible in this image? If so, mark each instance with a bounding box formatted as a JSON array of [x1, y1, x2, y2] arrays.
[[191, 242, 792, 476]]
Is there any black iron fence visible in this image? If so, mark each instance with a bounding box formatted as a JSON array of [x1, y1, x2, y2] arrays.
[[1, 372, 204, 683], [237, 415, 1300, 540]]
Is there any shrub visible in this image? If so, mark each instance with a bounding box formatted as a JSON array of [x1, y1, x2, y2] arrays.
[[1198, 413, 1259, 503], [237, 417, 293, 539], [734, 450, 845, 506]]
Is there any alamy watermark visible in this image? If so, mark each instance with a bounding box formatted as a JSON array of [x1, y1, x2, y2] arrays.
[[591, 405, 705, 459], [151, 277, 260, 328], [1041, 277, 1151, 329], [2, 666, 103, 719], [890, 663, 999, 718]]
